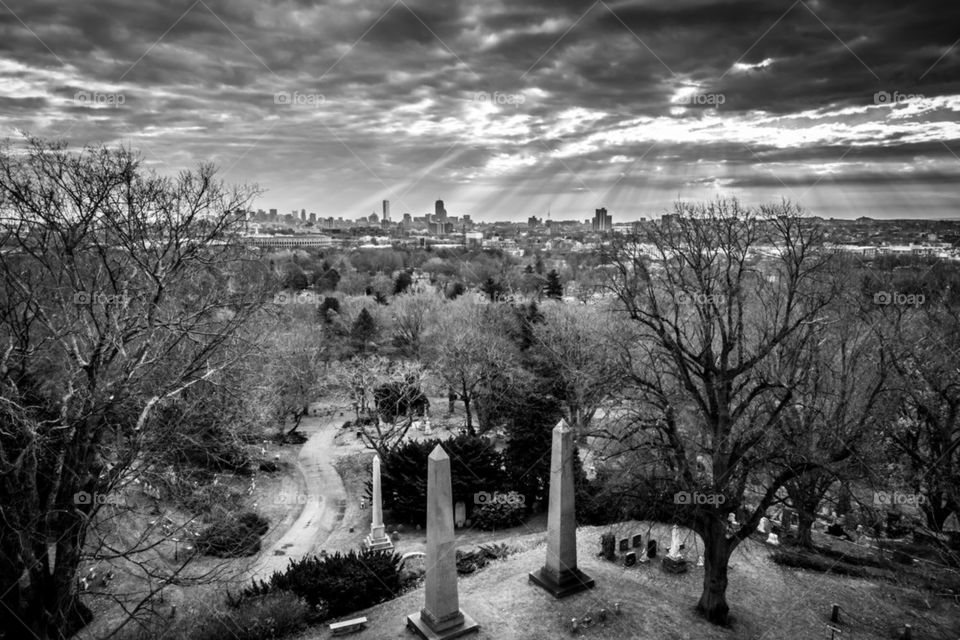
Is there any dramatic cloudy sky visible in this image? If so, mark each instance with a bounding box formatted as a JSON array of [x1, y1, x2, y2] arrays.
[[2, 0, 959, 220]]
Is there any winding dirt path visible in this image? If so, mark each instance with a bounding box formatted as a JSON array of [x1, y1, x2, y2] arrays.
[[249, 413, 347, 580]]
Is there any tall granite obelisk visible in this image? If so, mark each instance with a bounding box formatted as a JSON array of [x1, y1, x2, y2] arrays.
[[364, 454, 394, 552], [529, 420, 595, 598], [406, 445, 479, 640]]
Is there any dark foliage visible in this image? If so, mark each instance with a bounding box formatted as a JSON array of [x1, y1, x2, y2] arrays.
[[196, 511, 269, 558], [241, 549, 403, 621], [380, 435, 506, 525]]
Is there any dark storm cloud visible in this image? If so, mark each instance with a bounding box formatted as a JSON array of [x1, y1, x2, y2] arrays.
[[0, 0, 957, 218]]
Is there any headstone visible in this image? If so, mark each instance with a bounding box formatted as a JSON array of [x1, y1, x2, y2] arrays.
[[364, 455, 394, 552], [624, 551, 636, 567], [697, 555, 704, 567], [662, 524, 689, 573], [619, 538, 629, 553], [598, 608, 608, 622], [454, 501, 466, 528], [727, 513, 738, 526], [766, 532, 780, 546], [646, 539, 657, 558], [529, 420, 596, 598], [406, 446, 480, 639], [600, 533, 616, 561], [759, 516, 770, 534], [668, 525, 683, 559], [632, 534, 642, 548]]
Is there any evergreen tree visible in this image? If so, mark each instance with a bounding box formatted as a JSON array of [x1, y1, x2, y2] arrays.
[[544, 269, 563, 299], [350, 308, 377, 353]]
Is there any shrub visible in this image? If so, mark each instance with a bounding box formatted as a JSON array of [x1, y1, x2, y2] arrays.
[[196, 511, 269, 558], [471, 500, 526, 531], [243, 549, 403, 621], [180, 483, 246, 516]]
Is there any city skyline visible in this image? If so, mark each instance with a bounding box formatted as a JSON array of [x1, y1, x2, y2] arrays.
[[0, 0, 958, 220]]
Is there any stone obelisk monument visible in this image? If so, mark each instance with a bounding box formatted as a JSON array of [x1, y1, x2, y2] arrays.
[[406, 445, 479, 639], [529, 420, 595, 598], [364, 454, 394, 552]]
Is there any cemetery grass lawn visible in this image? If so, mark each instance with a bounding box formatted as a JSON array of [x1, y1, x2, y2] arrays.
[[294, 521, 960, 640]]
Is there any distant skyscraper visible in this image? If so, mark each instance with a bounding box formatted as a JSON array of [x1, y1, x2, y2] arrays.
[[382, 200, 390, 221], [435, 199, 447, 221], [402, 213, 412, 225], [592, 207, 612, 232], [301, 208, 306, 221]]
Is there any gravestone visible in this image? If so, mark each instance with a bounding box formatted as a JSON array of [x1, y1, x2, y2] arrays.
[[766, 532, 780, 546], [624, 551, 636, 567], [363, 455, 394, 552], [529, 420, 596, 598], [661, 524, 688, 574], [647, 539, 657, 558], [619, 538, 629, 553], [758, 516, 770, 533], [600, 533, 616, 561], [454, 501, 466, 528], [632, 534, 642, 548], [406, 446, 479, 640]]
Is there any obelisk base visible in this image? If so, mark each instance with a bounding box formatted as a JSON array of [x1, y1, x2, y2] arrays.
[[406, 609, 479, 640], [528, 566, 595, 599], [363, 534, 395, 552]]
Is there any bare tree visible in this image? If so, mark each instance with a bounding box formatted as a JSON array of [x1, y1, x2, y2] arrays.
[[424, 297, 520, 434], [389, 287, 440, 358], [531, 303, 624, 434], [603, 198, 842, 624], [0, 137, 268, 639]]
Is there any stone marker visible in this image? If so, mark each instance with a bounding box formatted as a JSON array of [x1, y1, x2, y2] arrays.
[[624, 551, 636, 567], [600, 533, 616, 561], [529, 420, 596, 598], [665, 525, 681, 558], [661, 524, 688, 574], [766, 532, 780, 546], [619, 538, 629, 553], [363, 455, 394, 552], [632, 534, 642, 548], [647, 539, 657, 558], [758, 516, 770, 533], [406, 446, 479, 640], [454, 501, 466, 528]]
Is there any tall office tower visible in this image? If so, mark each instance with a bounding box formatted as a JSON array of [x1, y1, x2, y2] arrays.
[[309, 212, 317, 222], [435, 199, 447, 221], [301, 209, 306, 221], [592, 207, 612, 232], [382, 200, 390, 221], [269, 208, 278, 219], [402, 213, 412, 225]]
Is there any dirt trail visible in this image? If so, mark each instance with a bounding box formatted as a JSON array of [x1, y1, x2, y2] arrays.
[[249, 413, 347, 580]]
